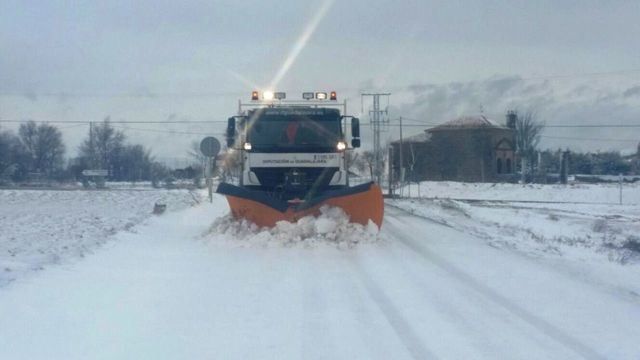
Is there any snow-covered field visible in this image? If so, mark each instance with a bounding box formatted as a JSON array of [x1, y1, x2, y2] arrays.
[[0, 183, 639, 359], [393, 181, 640, 263], [390, 199, 640, 265], [0, 189, 201, 286], [397, 181, 640, 204]]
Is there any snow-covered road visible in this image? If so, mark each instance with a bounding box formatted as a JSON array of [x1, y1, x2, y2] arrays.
[[1, 196, 638, 359]]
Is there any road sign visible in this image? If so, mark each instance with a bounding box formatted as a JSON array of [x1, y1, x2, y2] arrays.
[[82, 169, 109, 176], [200, 137, 221, 157]]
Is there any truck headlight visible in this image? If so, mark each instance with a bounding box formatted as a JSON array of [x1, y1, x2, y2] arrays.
[[263, 91, 274, 100], [243, 142, 252, 150], [336, 141, 346, 151]]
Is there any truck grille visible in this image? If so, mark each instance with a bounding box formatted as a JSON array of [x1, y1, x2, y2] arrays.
[[251, 167, 338, 189]]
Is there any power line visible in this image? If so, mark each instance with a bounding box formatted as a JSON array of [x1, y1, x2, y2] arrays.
[[544, 124, 640, 128], [0, 119, 224, 124], [4, 118, 640, 130], [57, 123, 89, 130], [110, 125, 223, 136], [0, 91, 247, 98], [541, 135, 638, 143]]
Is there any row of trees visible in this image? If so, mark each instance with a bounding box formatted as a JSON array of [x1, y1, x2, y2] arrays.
[[1, 120, 170, 183], [503, 110, 639, 177], [539, 149, 639, 176], [71, 121, 167, 181], [0, 122, 65, 181]]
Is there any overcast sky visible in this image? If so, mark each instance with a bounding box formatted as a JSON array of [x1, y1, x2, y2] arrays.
[[1, 0, 639, 161]]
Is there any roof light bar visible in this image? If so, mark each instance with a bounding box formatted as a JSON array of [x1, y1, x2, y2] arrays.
[[251, 91, 259, 101], [274, 92, 286, 100], [315, 92, 327, 100], [330, 91, 337, 101], [302, 92, 314, 100]]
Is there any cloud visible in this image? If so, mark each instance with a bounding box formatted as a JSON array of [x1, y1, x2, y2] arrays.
[[396, 76, 640, 152], [23, 90, 38, 102], [623, 86, 640, 98]]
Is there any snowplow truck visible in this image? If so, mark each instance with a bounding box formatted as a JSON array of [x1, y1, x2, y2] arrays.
[[216, 91, 384, 229]]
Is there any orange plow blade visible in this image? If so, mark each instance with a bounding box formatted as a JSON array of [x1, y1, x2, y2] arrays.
[[216, 182, 384, 229]]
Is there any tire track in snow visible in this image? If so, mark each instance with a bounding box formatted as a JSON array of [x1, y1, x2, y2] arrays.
[[380, 243, 505, 358], [334, 252, 404, 360], [350, 256, 440, 360], [300, 250, 334, 360], [389, 201, 640, 306], [385, 212, 607, 360], [385, 202, 454, 229]]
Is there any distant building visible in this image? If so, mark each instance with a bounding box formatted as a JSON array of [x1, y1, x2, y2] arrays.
[[391, 114, 516, 182]]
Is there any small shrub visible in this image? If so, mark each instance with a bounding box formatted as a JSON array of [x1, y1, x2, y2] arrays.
[[591, 219, 608, 233], [439, 200, 470, 218], [622, 236, 640, 253]]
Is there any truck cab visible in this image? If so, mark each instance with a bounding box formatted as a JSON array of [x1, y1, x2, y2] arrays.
[[226, 93, 360, 201]]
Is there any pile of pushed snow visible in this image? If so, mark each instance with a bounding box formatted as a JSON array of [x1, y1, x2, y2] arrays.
[[207, 205, 379, 248]]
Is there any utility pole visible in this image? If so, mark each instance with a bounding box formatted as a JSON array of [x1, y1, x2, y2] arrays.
[[388, 145, 393, 197], [619, 173, 623, 205], [361, 93, 391, 185], [399, 116, 404, 185], [89, 121, 95, 168]]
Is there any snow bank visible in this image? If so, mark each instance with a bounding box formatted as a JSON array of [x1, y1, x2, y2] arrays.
[[206, 205, 379, 248], [390, 197, 640, 265]]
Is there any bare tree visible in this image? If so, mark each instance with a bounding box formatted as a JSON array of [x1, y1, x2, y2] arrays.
[[345, 150, 359, 173], [220, 149, 242, 182], [631, 142, 640, 174], [79, 118, 125, 170], [0, 129, 21, 181], [116, 144, 154, 181], [515, 110, 544, 182], [18, 121, 65, 177], [361, 150, 375, 181], [187, 140, 207, 168]]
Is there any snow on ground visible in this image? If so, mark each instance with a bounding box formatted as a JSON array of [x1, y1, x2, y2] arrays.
[[0, 188, 201, 286], [397, 181, 640, 204], [1, 195, 639, 359], [207, 205, 380, 248], [391, 182, 640, 265]]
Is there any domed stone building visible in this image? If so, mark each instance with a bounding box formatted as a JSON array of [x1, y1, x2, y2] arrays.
[[390, 114, 516, 182]]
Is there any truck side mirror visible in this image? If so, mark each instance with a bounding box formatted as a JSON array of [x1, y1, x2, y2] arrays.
[[351, 118, 360, 138], [226, 117, 236, 147], [351, 118, 360, 147]]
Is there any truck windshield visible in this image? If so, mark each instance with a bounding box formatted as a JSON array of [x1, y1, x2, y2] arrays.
[[247, 115, 341, 150]]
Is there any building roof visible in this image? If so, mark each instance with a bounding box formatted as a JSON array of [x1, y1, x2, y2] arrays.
[[403, 132, 432, 143], [428, 115, 508, 132], [390, 132, 431, 144]]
